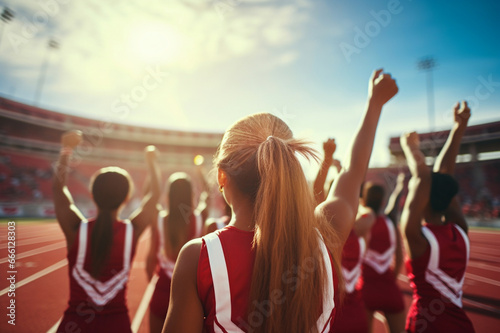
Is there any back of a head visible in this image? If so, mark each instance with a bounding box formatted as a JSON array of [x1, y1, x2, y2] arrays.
[[430, 173, 459, 213], [214, 113, 341, 332], [90, 167, 132, 278], [362, 182, 385, 215], [166, 172, 193, 253], [168, 172, 193, 212], [91, 167, 132, 210]]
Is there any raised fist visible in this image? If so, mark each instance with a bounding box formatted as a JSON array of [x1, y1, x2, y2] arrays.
[[400, 131, 420, 150], [369, 69, 399, 107], [145, 145, 158, 162], [61, 130, 82, 149], [453, 101, 471, 126], [323, 138, 337, 161]]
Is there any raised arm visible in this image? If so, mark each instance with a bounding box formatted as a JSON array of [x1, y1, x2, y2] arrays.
[[194, 164, 211, 223], [433, 101, 471, 233], [130, 146, 161, 239], [383, 172, 406, 279], [313, 138, 337, 204], [433, 101, 470, 175], [384, 172, 405, 223], [146, 221, 159, 281], [400, 132, 431, 259], [316, 69, 398, 246], [52, 130, 85, 247]]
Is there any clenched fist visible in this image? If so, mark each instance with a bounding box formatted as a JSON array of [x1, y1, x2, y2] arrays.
[[61, 130, 82, 149], [400, 131, 420, 150], [453, 101, 471, 127], [369, 69, 399, 107]]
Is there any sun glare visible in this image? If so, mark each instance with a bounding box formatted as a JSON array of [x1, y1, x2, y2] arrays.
[[127, 21, 184, 64]]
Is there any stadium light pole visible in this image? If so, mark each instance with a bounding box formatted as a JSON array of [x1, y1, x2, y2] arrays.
[[34, 39, 60, 106], [417, 57, 436, 133], [0, 7, 15, 49]]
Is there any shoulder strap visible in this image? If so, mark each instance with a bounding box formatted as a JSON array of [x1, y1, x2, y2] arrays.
[[316, 230, 335, 333], [203, 232, 244, 333]]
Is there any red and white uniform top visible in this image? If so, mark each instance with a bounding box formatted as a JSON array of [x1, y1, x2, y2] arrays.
[[156, 212, 203, 278], [341, 230, 366, 294], [68, 219, 135, 312], [407, 223, 470, 308], [363, 215, 396, 276], [197, 226, 336, 333]]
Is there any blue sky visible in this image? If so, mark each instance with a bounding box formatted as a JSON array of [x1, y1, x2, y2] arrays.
[[0, 0, 498, 174]]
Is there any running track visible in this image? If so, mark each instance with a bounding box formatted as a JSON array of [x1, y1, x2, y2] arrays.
[[0, 221, 499, 333]]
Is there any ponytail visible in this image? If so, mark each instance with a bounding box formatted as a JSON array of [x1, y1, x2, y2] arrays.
[[90, 209, 114, 278], [89, 167, 132, 279], [215, 113, 343, 332], [166, 174, 193, 258], [249, 136, 342, 332]]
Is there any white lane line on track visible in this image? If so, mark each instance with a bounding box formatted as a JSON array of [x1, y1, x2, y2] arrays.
[[0, 258, 67, 296], [468, 261, 500, 273], [465, 272, 500, 287], [463, 298, 500, 315], [0, 241, 66, 264], [131, 273, 159, 333], [0, 235, 64, 249], [46, 317, 62, 333], [471, 246, 500, 254], [1, 229, 58, 239], [469, 252, 500, 262]]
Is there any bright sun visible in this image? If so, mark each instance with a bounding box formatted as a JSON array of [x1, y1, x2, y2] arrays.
[[127, 21, 185, 64]]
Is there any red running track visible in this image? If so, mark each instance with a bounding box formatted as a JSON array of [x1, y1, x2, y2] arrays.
[[0, 221, 499, 333]]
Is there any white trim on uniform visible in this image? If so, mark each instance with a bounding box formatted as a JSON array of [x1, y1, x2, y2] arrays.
[[363, 216, 396, 274], [421, 224, 469, 308], [72, 219, 133, 307], [316, 231, 336, 333], [157, 213, 175, 278], [156, 212, 203, 277], [342, 236, 366, 294], [204, 232, 244, 333], [202, 230, 335, 333]]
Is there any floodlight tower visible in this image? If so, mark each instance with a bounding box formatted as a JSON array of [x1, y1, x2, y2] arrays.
[[417, 57, 437, 133], [0, 7, 14, 48], [34, 39, 60, 105]]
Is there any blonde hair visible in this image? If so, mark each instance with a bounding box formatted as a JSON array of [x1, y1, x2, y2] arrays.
[[214, 113, 342, 332]]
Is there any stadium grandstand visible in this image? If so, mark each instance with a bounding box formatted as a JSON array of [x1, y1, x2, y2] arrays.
[[0, 96, 223, 218], [366, 121, 500, 223]]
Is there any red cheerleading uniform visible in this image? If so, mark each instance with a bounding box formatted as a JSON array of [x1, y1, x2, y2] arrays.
[[149, 212, 203, 319], [332, 230, 367, 333], [197, 226, 337, 333], [358, 215, 404, 313], [57, 219, 136, 333], [405, 223, 475, 333]]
